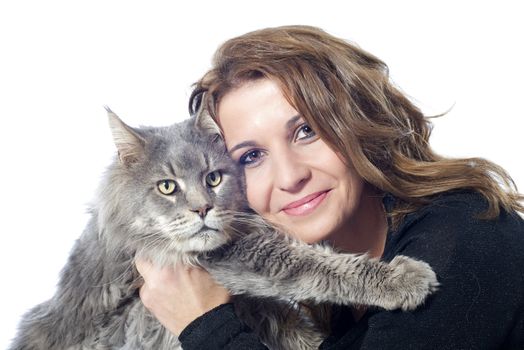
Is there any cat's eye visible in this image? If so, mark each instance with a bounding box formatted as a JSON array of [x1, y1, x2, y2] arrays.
[[206, 171, 222, 187], [157, 180, 177, 195]]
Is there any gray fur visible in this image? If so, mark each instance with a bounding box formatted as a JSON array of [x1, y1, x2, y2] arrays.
[[9, 110, 438, 350]]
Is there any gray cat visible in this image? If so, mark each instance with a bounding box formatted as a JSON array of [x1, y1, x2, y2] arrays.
[[9, 107, 438, 350]]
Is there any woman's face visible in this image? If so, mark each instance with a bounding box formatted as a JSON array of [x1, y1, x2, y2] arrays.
[[217, 79, 370, 244]]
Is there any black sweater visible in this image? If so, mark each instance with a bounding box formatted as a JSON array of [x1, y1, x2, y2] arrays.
[[179, 191, 524, 349]]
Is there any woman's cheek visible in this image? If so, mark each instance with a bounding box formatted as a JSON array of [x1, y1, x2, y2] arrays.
[[245, 169, 271, 216]]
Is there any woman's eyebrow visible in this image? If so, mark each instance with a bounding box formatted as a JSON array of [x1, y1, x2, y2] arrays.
[[229, 141, 257, 154], [229, 115, 301, 154], [286, 115, 302, 131]]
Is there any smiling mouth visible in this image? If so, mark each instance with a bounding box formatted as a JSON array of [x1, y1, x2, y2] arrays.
[[281, 190, 330, 216]]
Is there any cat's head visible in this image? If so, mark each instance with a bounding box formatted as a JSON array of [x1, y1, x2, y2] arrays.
[[97, 107, 248, 264]]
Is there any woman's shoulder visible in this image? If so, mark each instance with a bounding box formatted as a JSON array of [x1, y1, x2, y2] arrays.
[[389, 190, 523, 228], [386, 190, 524, 241], [334, 191, 524, 350], [383, 190, 524, 270]]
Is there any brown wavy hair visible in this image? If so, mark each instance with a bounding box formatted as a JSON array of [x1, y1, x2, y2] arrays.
[[190, 25, 523, 227]]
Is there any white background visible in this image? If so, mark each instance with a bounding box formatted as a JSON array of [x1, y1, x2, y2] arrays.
[[1, 1, 522, 347]]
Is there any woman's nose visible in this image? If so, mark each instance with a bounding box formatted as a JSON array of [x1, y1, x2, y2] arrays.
[[272, 149, 311, 193]]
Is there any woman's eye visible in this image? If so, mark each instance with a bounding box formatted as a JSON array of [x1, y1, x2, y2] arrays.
[[295, 123, 316, 141], [157, 179, 177, 195], [206, 171, 222, 187], [239, 149, 263, 166]]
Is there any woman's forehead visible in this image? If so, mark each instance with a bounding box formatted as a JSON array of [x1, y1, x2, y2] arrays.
[[216, 79, 299, 145]]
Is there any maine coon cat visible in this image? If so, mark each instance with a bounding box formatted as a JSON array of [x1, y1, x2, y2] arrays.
[[10, 108, 438, 350]]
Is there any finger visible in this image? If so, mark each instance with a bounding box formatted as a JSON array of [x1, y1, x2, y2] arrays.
[[130, 275, 145, 290], [138, 282, 154, 309], [135, 257, 154, 277], [174, 264, 209, 281]]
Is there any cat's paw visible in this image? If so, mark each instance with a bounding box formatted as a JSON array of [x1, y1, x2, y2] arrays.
[[382, 255, 439, 311]]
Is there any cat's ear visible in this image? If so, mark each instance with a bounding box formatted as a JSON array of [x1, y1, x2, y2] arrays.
[[105, 107, 146, 166], [194, 108, 222, 138], [189, 89, 222, 137]]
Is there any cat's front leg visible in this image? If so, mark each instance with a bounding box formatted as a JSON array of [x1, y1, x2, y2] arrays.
[[205, 229, 438, 311]]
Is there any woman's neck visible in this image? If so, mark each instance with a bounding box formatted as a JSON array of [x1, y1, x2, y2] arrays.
[[327, 186, 388, 258]]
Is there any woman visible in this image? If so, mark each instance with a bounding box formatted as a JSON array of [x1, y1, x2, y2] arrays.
[[136, 26, 524, 349]]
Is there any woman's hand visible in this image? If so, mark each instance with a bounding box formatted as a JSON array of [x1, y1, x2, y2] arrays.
[[135, 259, 231, 336]]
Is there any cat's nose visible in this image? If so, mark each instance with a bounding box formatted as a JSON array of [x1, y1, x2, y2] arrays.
[[191, 205, 212, 218]]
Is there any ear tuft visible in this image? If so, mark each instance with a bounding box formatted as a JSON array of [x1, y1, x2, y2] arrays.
[[190, 91, 222, 137], [194, 109, 222, 137], [105, 107, 146, 166], [188, 87, 205, 117]]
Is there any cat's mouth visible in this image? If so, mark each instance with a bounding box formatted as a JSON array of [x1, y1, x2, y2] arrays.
[[184, 227, 228, 252], [196, 227, 219, 235], [193, 226, 222, 239]]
